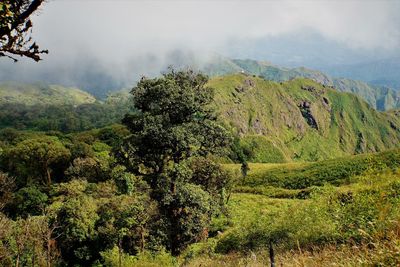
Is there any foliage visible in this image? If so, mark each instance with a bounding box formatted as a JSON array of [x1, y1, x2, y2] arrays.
[[215, 171, 400, 255], [0, 103, 129, 133], [100, 247, 176, 267], [1, 71, 400, 266], [120, 69, 232, 255], [3, 136, 71, 186], [0, 172, 14, 211], [235, 149, 400, 189], [0, 215, 61, 267], [12, 185, 48, 217]]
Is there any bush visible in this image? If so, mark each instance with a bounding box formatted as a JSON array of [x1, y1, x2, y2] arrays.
[[100, 247, 176, 267]]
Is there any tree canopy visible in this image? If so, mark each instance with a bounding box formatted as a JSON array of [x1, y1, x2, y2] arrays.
[[120, 69, 232, 254]]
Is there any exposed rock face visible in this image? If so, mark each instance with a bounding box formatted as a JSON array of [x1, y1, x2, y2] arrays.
[[298, 101, 318, 130], [235, 78, 255, 93], [355, 132, 367, 153], [322, 97, 331, 112], [252, 118, 263, 134], [390, 121, 398, 130], [244, 79, 255, 87], [235, 85, 246, 93], [301, 85, 316, 92]]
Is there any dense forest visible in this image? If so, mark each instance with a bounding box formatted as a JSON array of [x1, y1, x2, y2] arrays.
[[0, 70, 240, 266]]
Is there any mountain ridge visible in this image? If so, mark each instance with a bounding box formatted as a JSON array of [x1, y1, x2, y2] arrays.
[[0, 81, 96, 106], [209, 73, 400, 162], [198, 57, 400, 111]]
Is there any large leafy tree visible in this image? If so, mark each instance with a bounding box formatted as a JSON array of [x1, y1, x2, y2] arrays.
[[0, 0, 47, 61], [120, 69, 231, 254], [4, 136, 71, 186]]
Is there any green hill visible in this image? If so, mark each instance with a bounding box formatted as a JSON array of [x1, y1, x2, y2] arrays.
[[201, 58, 400, 111], [209, 74, 400, 161], [0, 82, 96, 106]]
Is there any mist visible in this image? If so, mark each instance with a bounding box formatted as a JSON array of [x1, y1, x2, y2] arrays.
[[1, 0, 400, 97]]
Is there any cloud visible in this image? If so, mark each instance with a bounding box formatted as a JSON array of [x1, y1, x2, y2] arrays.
[[1, 0, 399, 94], [32, 0, 400, 58]]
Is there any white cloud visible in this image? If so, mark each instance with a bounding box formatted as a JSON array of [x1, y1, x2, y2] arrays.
[[1, 0, 398, 89], [32, 0, 400, 58]]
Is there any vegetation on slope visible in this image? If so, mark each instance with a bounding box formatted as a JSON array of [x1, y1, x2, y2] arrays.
[[1, 70, 400, 266], [202, 58, 400, 111], [0, 90, 131, 132], [209, 74, 400, 161], [1, 75, 399, 163], [183, 152, 400, 266], [225, 149, 400, 191], [0, 81, 96, 105]]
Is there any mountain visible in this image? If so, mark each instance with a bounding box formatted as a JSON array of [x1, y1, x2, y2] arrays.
[[209, 74, 400, 162], [0, 82, 96, 106], [198, 57, 400, 111], [322, 57, 400, 90]]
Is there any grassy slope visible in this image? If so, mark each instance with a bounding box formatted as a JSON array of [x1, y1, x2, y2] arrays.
[[209, 74, 400, 162], [0, 81, 96, 105], [183, 151, 400, 266], [204, 58, 400, 111], [225, 149, 400, 190]]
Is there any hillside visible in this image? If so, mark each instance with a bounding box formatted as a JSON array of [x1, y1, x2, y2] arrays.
[[0, 82, 96, 106], [201, 58, 400, 111], [209, 74, 400, 161]]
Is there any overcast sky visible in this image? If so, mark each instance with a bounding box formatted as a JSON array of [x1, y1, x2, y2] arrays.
[[1, 0, 400, 93], [32, 0, 399, 59]]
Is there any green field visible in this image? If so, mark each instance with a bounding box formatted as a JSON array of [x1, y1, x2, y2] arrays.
[[182, 150, 400, 266]]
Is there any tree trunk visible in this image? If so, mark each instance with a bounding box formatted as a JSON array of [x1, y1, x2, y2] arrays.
[[46, 167, 51, 187], [16, 254, 20, 267], [32, 247, 35, 267], [46, 237, 51, 267], [140, 226, 145, 252], [118, 237, 122, 267], [269, 240, 275, 267]]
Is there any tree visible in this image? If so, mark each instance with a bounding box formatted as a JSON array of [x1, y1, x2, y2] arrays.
[[0, 172, 15, 211], [13, 185, 48, 217], [5, 136, 71, 186], [0, 0, 47, 62], [56, 195, 99, 265], [96, 194, 157, 263], [119, 69, 231, 254]]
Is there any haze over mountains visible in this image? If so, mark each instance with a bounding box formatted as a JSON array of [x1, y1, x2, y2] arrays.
[[2, 52, 399, 111]]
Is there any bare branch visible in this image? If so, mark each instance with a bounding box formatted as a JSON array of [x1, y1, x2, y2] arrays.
[[0, 0, 47, 62]]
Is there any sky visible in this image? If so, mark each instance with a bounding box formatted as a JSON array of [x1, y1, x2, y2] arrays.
[[1, 0, 400, 94]]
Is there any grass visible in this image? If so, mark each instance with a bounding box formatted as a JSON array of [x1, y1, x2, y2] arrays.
[[224, 149, 400, 190], [181, 150, 400, 266], [208, 74, 400, 162], [0, 81, 96, 105]]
